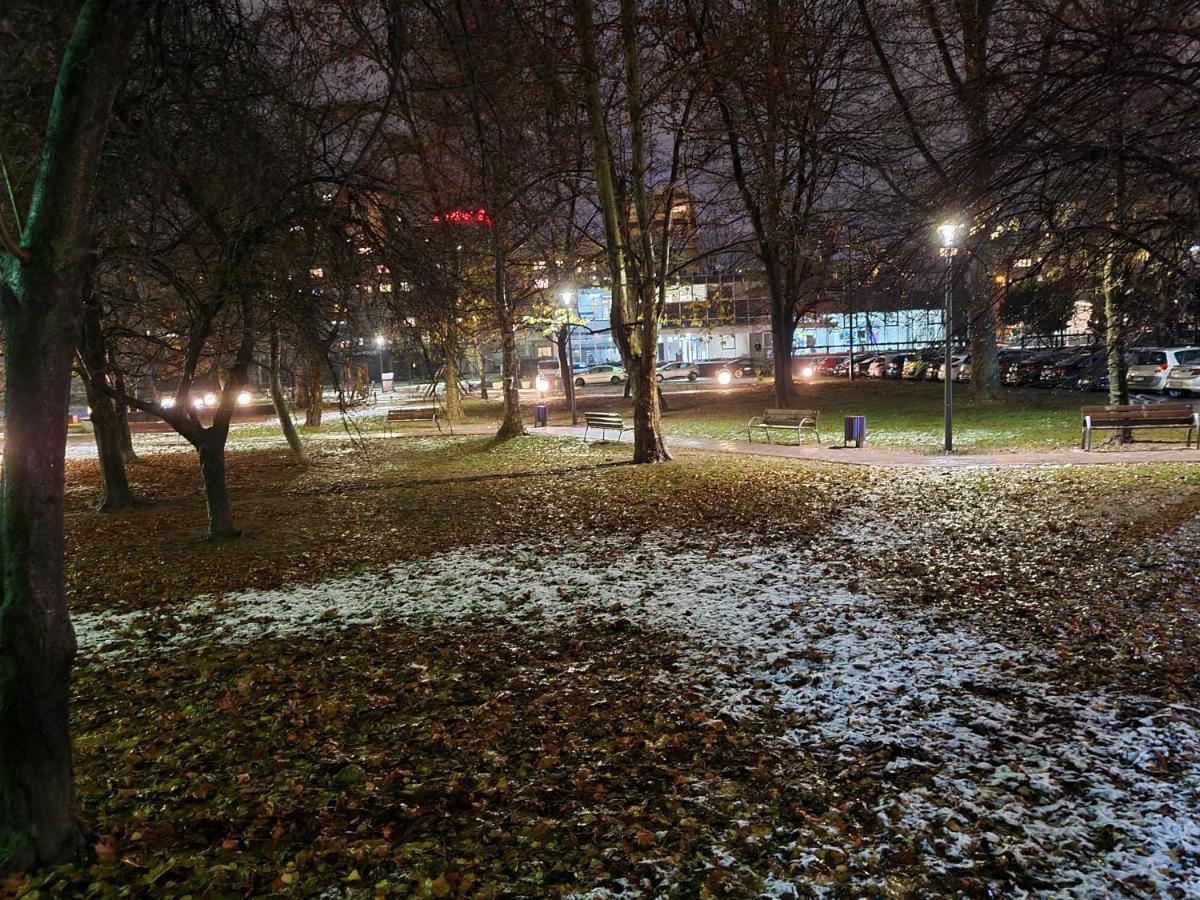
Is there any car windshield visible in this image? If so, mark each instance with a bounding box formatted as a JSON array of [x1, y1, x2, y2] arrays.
[[1175, 349, 1200, 364], [1132, 351, 1167, 366]]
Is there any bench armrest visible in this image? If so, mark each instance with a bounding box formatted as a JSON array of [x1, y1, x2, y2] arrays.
[[747, 416, 763, 428]]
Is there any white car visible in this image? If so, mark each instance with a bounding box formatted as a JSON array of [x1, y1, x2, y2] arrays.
[[656, 361, 699, 382], [1162, 349, 1200, 395], [573, 364, 626, 387], [936, 354, 970, 381], [1128, 347, 1200, 394]]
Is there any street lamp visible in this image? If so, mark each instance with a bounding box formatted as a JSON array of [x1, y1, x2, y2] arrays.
[[938, 222, 960, 453], [560, 290, 578, 425], [374, 334, 387, 392]]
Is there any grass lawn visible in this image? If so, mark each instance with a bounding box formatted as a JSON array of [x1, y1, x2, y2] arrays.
[[23, 435, 1200, 897], [207, 378, 1197, 455], [570, 378, 1128, 452]]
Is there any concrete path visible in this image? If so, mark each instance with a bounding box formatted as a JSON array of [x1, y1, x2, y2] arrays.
[[532, 425, 1200, 468]]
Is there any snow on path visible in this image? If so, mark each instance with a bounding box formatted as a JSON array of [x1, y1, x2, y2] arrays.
[[75, 539, 1200, 897]]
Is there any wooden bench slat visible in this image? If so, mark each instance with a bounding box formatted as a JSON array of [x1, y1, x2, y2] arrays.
[[583, 411, 625, 442]]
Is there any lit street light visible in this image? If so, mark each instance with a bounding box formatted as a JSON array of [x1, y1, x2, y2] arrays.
[[560, 290, 578, 425], [374, 334, 387, 392], [938, 222, 960, 453]]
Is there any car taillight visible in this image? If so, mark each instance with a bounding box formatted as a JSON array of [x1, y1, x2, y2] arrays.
[[1157, 362, 1168, 372], [1052, 367, 1066, 375]]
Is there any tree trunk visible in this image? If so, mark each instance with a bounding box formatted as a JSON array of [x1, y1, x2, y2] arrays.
[[79, 296, 135, 510], [442, 346, 465, 422], [630, 352, 669, 462], [84, 380, 136, 511], [303, 343, 324, 428], [556, 325, 576, 424], [1103, 252, 1130, 409], [495, 305, 525, 439], [0, 0, 146, 870], [196, 434, 240, 540], [112, 366, 136, 463], [0, 282, 84, 873], [771, 309, 796, 408], [966, 255, 1001, 401], [269, 323, 308, 466], [476, 339, 489, 400]]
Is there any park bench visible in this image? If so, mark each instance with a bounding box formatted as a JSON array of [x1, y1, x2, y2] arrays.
[[1080, 402, 1200, 450], [384, 407, 441, 434], [583, 411, 625, 442], [747, 408, 821, 444]]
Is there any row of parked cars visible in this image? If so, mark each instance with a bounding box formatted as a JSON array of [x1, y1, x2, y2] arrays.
[[804, 345, 1200, 394]]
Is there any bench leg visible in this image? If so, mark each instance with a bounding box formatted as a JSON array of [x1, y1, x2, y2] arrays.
[[584, 425, 591, 442], [814, 426, 821, 445]]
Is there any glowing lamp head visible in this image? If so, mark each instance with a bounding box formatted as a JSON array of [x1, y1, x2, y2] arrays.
[[374, 334, 386, 348], [535, 376, 550, 392], [160, 396, 175, 409], [236, 391, 253, 407], [717, 370, 733, 385], [938, 221, 960, 248], [801, 366, 814, 378], [192, 397, 206, 409], [203, 392, 217, 407]]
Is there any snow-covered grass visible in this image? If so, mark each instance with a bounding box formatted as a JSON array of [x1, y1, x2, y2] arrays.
[[75, 535, 1200, 897]]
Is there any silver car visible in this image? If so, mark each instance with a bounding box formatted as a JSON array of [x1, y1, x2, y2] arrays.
[[1163, 349, 1200, 396], [656, 361, 700, 382], [1127, 347, 1200, 394]]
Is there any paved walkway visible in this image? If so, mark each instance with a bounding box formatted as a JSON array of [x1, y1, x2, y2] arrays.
[[533, 425, 1200, 468]]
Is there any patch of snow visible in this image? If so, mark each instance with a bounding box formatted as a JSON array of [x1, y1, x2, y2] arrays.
[[75, 538, 1200, 897]]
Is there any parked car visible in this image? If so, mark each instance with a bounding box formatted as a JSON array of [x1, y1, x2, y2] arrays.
[[815, 355, 844, 376], [883, 354, 911, 379], [867, 356, 891, 378], [935, 354, 970, 381], [720, 356, 762, 378], [1004, 348, 1071, 386], [1039, 348, 1104, 388], [574, 364, 626, 387], [656, 360, 700, 382], [902, 351, 939, 380], [997, 348, 1033, 380], [1164, 356, 1200, 395], [1127, 347, 1200, 394]]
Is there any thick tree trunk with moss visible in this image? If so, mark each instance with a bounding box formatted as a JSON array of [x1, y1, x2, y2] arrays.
[[0, 0, 145, 872], [269, 323, 308, 466], [0, 277, 84, 873]]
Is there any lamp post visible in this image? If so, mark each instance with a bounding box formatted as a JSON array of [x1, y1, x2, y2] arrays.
[[938, 222, 959, 453], [560, 290, 578, 425], [374, 334, 387, 392]]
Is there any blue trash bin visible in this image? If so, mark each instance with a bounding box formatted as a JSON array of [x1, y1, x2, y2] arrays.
[[535, 404, 549, 427], [843, 415, 866, 448]]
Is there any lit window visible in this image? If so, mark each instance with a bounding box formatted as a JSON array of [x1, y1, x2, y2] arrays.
[[380, 282, 393, 293], [310, 267, 324, 278]]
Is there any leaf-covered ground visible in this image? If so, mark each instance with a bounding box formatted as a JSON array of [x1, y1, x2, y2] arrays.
[[16, 434, 1200, 896]]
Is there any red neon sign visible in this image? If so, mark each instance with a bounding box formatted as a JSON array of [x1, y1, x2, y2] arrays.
[[431, 208, 492, 227]]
